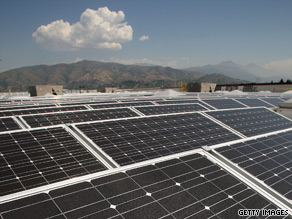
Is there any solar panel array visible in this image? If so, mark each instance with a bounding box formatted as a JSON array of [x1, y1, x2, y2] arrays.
[[261, 98, 285, 107], [0, 127, 106, 196], [202, 99, 246, 109], [216, 130, 292, 201], [22, 108, 139, 128], [134, 103, 207, 115], [0, 104, 56, 111], [77, 113, 240, 166], [206, 108, 292, 137], [90, 101, 154, 109], [0, 153, 283, 219], [156, 99, 214, 109], [0, 117, 21, 132], [0, 93, 292, 218], [0, 105, 87, 117], [236, 98, 274, 108]]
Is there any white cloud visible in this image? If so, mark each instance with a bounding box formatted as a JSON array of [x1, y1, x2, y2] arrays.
[[72, 57, 84, 63], [262, 58, 292, 76], [32, 7, 133, 50], [139, 35, 149, 41]]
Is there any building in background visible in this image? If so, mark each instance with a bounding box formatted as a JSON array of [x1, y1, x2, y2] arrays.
[[186, 82, 216, 92], [105, 87, 118, 93], [29, 85, 63, 96], [216, 82, 292, 92]]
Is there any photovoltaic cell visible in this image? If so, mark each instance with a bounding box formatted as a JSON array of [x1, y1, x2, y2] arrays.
[[235, 98, 273, 108], [134, 103, 207, 115], [0, 154, 284, 219], [0, 127, 106, 196], [201, 99, 246, 109], [77, 113, 240, 166], [206, 108, 292, 137], [0, 117, 21, 132], [0, 105, 87, 117], [215, 130, 292, 200], [22, 108, 139, 128], [90, 101, 154, 109]]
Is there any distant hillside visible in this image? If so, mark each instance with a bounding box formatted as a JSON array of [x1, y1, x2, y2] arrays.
[[186, 61, 257, 82], [0, 60, 247, 92], [196, 73, 249, 84]]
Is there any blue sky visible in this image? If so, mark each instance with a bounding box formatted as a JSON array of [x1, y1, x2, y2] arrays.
[[0, 0, 291, 76]]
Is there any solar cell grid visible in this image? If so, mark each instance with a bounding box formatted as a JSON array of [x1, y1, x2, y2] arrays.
[[120, 99, 163, 102], [201, 99, 246, 109], [156, 99, 213, 109], [0, 104, 56, 111], [60, 101, 117, 106], [0, 127, 106, 196], [0, 154, 285, 219], [0, 105, 87, 117], [261, 98, 285, 107], [156, 100, 199, 104], [134, 103, 207, 115], [215, 130, 292, 201], [206, 108, 292, 137], [0, 117, 21, 132], [22, 108, 139, 128], [90, 101, 154, 109], [77, 113, 240, 166], [235, 98, 273, 108]]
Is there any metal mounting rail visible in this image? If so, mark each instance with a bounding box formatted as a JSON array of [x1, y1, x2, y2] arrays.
[[67, 124, 120, 169]]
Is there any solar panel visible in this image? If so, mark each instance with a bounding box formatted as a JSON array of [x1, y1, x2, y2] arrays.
[[60, 101, 117, 106], [206, 108, 292, 137], [0, 127, 107, 196], [261, 98, 285, 107], [0, 117, 21, 132], [201, 99, 247, 109], [215, 130, 292, 201], [0, 105, 87, 117], [156, 100, 200, 104], [235, 98, 274, 108], [22, 108, 139, 128], [134, 103, 207, 115], [76, 113, 240, 166], [90, 101, 154, 109], [156, 99, 214, 109], [120, 99, 163, 102], [0, 153, 284, 219], [0, 104, 56, 111]]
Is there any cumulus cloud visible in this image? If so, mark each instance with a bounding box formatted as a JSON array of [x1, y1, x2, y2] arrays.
[[262, 58, 292, 76], [139, 35, 149, 41], [32, 7, 133, 50]]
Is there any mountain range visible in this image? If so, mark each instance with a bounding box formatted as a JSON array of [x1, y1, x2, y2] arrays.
[[0, 60, 248, 92], [184, 61, 285, 82]]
